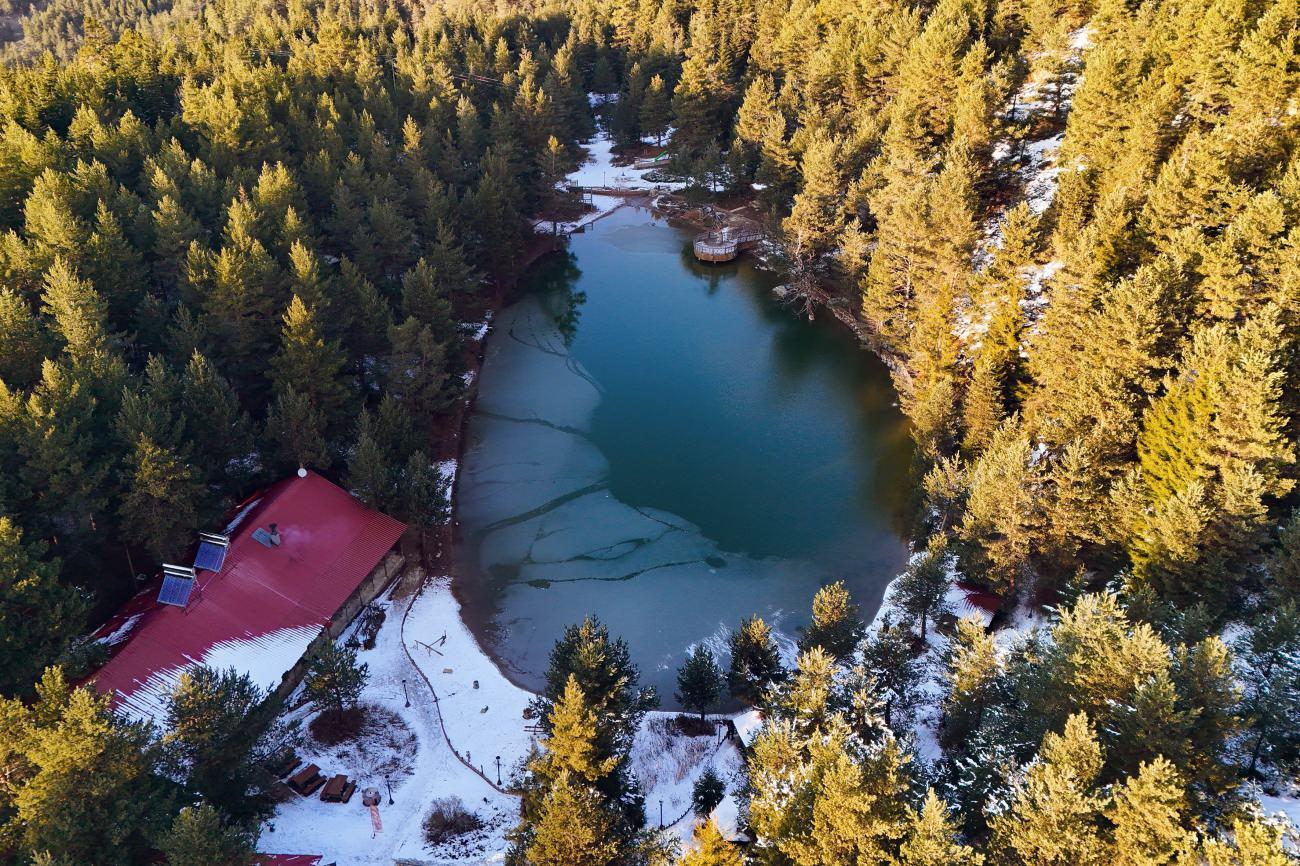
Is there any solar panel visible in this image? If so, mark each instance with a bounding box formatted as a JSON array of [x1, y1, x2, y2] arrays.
[[158, 574, 195, 607], [158, 564, 197, 607], [193, 534, 229, 572]]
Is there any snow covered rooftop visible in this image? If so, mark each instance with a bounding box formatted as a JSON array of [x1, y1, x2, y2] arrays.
[[88, 471, 406, 723]]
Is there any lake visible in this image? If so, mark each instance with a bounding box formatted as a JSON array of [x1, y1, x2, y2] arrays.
[[453, 204, 914, 706]]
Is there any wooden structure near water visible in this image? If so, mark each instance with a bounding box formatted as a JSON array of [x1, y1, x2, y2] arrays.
[[693, 227, 764, 263]]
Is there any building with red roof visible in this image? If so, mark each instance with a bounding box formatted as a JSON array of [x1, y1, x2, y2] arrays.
[[89, 471, 406, 723]]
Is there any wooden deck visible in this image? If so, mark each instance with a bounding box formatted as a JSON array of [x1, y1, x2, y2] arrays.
[[692, 228, 764, 263]]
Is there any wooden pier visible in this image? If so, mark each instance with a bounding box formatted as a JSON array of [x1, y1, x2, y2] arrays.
[[693, 227, 764, 263]]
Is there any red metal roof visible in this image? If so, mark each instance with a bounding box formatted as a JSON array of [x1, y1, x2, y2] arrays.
[[257, 856, 323, 866], [89, 471, 405, 722]]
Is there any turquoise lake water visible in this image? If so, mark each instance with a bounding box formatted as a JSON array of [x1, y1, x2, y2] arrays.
[[454, 204, 914, 704]]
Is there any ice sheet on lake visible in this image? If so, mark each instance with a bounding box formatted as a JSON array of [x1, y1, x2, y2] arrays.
[[456, 295, 830, 700]]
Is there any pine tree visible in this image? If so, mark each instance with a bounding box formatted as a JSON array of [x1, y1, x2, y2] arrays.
[[991, 713, 1106, 866], [401, 257, 455, 335], [956, 419, 1041, 595], [347, 414, 394, 511], [692, 767, 725, 817], [942, 616, 1000, 747], [1, 671, 172, 863], [159, 804, 258, 866], [305, 642, 368, 721], [540, 675, 619, 784], [782, 132, 845, 262], [385, 316, 455, 428], [1199, 817, 1291, 866], [727, 615, 785, 706], [676, 644, 725, 720], [525, 771, 621, 866], [40, 256, 114, 361], [119, 433, 203, 563], [861, 622, 923, 730], [164, 666, 280, 823], [0, 518, 86, 695], [900, 789, 983, 866], [270, 294, 350, 432], [0, 288, 47, 387], [800, 580, 864, 660], [1235, 601, 1300, 776], [893, 536, 952, 640], [679, 818, 742, 866], [1105, 757, 1191, 866], [264, 385, 328, 473], [640, 74, 672, 146]]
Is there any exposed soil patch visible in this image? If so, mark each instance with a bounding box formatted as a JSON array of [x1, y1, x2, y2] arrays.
[[310, 706, 368, 745]]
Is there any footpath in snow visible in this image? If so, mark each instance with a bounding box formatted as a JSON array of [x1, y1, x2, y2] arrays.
[[264, 584, 517, 866]]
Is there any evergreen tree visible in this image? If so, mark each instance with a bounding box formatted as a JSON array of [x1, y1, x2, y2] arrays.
[[0, 518, 86, 695], [899, 789, 983, 866], [692, 767, 725, 817], [118, 433, 203, 563], [676, 645, 725, 720], [164, 666, 282, 823], [639, 75, 672, 146], [525, 771, 620, 866], [304, 642, 368, 721], [1105, 757, 1191, 866], [1235, 601, 1300, 776], [264, 385, 328, 473], [158, 804, 258, 866], [893, 536, 952, 640], [679, 818, 742, 866], [991, 713, 1106, 866], [0, 669, 171, 864], [799, 581, 864, 660], [727, 615, 785, 706], [270, 294, 350, 433]]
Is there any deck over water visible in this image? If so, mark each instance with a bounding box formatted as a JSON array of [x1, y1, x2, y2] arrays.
[[693, 228, 764, 262]]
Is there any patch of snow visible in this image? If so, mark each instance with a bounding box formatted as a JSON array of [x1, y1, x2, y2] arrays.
[[534, 193, 628, 236], [462, 316, 492, 343], [435, 460, 457, 493], [403, 577, 537, 786], [95, 614, 142, 647], [732, 709, 764, 748]]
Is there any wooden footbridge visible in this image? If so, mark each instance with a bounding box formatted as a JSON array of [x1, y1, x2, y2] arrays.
[[693, 226, 765, 263]]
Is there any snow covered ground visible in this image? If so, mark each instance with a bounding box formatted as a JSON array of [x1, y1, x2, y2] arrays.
[[268, 574, 757, 864], [564, 128, 683, 192], [263, 587, 517, 866]]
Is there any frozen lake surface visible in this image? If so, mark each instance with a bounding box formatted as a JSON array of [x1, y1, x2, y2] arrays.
[[454, 206, 913, 705]]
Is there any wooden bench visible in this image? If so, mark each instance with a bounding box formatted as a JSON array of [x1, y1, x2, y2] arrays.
[[288, 763, 325, 796]]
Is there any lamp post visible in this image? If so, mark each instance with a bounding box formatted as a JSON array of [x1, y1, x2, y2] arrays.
[[659, 799, 663, 829], [385, 775, 394, 805], [495, 755, 502, 786], [402, 679, 410, 708]]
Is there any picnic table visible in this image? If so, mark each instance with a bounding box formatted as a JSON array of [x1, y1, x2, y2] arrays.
[[288, 763, 325, 796], [320, 774, 356, 803]]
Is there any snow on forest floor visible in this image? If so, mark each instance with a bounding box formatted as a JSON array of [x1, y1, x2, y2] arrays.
[[268, 575, 754, 864]]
